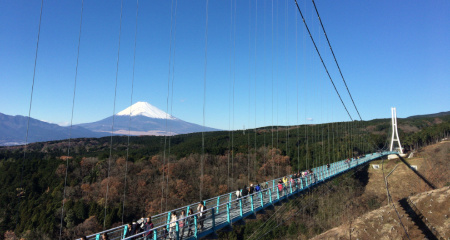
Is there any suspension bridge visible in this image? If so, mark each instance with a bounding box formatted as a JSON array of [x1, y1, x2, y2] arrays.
[[84, 151, 397, 240], [4, 0, 409, 239]]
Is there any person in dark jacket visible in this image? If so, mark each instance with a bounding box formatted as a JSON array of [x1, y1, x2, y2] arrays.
[[142, 217, 154, 240], [124, 223, 132, 237], [129, 220, 139, 238], [241, 185, 248, 206]]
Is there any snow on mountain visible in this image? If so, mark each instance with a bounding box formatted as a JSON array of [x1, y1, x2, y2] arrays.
[[116, 102, 176, 120], [78, 101, 220, 135]]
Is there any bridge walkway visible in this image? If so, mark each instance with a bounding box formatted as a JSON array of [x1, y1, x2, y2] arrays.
[[84, 151, 396, 240]]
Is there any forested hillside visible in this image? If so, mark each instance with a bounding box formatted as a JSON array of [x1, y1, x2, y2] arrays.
[[0, 114, 449, 239]]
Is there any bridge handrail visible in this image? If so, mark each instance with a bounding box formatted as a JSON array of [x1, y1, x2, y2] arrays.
[[85, 225, 125, 239], [122, 183, 281, 240], [83, 151, 397, 240]]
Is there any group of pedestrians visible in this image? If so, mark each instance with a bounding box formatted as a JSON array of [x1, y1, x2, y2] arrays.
[[121, 217, 154, 239], [235, 183, 264, 206], [168, 202, 208, 239], [117, 202, 207, 240]]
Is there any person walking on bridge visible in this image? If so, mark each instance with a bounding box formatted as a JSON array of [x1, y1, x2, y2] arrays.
[[277, 180, 283, 196], [142, 217, 153, 240], [282, 176, 288, 195], [169, 211, 178, 239], [241, 185, 249, 206], [186, 209, 194, 237], [235, 188, 242, 208], [179, 210, 186, 240], [197, 202, 206, 230]]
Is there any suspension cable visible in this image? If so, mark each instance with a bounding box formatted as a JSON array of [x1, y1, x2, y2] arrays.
[[311, 0, 362, 121], [295, 2, 300, 172], [285, 0, 289, 168], [123, 0, 139, 224], [163, 0, 176, 212], [271, 0, 275, 178], [254, 0, 258, 183], [293, 0, 353, 121], [17, 0, 43, 233], [104, 0, 123, 229], [232, 0, 236, 191], [263, 0, 267, 178], [276, 0, 280, 178], [167, 0, 178, 212], [228, 0, 233, 192], [200, 0, 209, 201], [59, 0, 84, 238], [247, 0, 251, 186]]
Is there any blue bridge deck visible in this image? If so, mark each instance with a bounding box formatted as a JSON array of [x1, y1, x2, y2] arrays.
[[84, 151, 396, 240]]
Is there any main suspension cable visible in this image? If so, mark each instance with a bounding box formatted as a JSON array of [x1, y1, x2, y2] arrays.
[[311, 0, 362, 121], [293, 0, 353, 121]]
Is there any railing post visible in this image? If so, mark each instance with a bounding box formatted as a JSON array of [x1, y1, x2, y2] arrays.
[[229, 193, 232, 209], [227, 203, 230, 223], [239, 199, 243, 217], [194, 215, 198, 238], [95, 234, 100, 240], [250, 195, 254, 212], [276, 186, 280, 199], [300, 177, 303, 189], [122, 224, 128, 239], [259, 191, 263, 207], [153, 227, 157, 240], [176, 221, 180, 240], [212, 208, 216, 232], [305, 175, 308, 187], [272, 180, 275, 189], [289, 181, 293, 194], [216, 196, 220, 214], [166, 212, 171, 232], [268, 188, 272, 204]]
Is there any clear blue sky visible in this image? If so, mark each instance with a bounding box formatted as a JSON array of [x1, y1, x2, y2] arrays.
[[0, 0, 449, 130]]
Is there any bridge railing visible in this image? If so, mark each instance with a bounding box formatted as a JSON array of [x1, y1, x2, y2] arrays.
[[83, 151, 395, 240]]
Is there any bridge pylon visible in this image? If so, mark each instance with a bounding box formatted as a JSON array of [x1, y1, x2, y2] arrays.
[[389, 107, 403, 154]]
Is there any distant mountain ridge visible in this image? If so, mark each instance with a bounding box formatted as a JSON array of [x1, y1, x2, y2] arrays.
[[0, 113, 106, 146], [78, 102, 219, 136], [406, 111, 450, 119], [0, 102, 219, 146], [2, 104, 446, 146]]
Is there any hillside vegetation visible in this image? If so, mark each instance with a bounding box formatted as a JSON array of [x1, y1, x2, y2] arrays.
[[0, 114, 449, 239]]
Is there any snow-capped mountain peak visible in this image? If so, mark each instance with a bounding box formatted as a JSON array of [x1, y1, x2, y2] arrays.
[[116, 102, 176, 120]]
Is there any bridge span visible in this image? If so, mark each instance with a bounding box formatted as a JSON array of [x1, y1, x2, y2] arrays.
[[84, 151, 396, 240]]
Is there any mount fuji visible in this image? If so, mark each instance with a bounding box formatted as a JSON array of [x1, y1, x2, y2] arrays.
[[78, 102, 219, 136]]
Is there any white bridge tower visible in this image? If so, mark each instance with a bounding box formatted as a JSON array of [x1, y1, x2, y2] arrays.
[[389, 107, 403, 154]]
